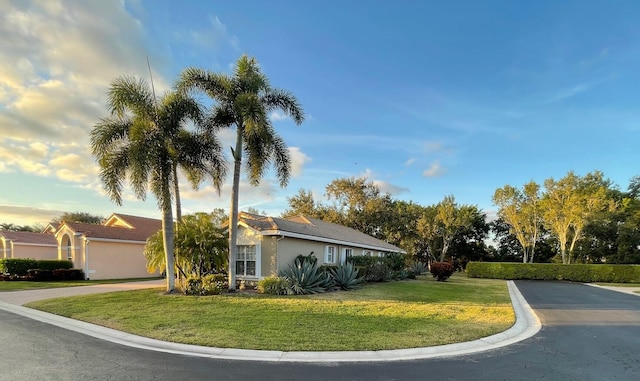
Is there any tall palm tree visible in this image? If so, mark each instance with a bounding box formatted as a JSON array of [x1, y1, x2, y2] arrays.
[[90, 76, 225, 292], [177, 55, 304, 290]]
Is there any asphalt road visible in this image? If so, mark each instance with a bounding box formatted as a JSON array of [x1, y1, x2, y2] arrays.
[[0, 281, 638, 381]]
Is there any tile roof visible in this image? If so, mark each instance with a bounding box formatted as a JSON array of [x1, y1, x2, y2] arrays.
[[63, 215, 161, 242], [239, 213, 403, 252], [108, 213, 163, 236], [0, 231, 57, 245]]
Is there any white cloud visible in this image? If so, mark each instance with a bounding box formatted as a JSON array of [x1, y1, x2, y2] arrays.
[[269, 110, 289, 121], [424, 141, 445, 154], [358, 169, 409, 196], [288, 147, 311, 177], [422, 160, 447, 177], [405, 158, 416, 166], [0, 205, 65, 227]]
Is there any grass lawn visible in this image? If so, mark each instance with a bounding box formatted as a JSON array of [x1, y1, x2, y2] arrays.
[[26, 274, 514, 351], [0, 278, 162, 291]]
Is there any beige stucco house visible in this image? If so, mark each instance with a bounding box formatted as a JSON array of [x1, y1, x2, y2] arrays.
[[0, 231, 58, 260], [235, 212, 404, 282], [54, 213, 162, 280]]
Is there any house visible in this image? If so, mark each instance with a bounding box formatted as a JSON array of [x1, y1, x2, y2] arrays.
[[235, 212, 405, 281], [0, 230, 58, 260], [54, 213, 162, 280]]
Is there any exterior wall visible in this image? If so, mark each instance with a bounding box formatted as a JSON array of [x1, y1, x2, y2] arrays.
[[10, 244, 57, 260], [275, 237, 326, 274], [236, 226, 263, 280], [0, 238, 8, 259], [85, 240, 158, 280], [261, 236, 278, 277]]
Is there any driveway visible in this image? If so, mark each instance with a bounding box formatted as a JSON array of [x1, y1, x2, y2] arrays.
[[0, 281, 638, 380]]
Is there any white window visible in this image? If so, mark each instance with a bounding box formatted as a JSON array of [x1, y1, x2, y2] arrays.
[[378, 252, 384, 257], [363, 250, 372, 256], [325, 246, 336, 263], [236, 245, 256, 276], [343, 248, 353, 263]]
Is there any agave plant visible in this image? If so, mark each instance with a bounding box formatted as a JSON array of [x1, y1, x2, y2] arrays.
[[330, 263, 364, 291], [280, 260, 328, 295], [410, 261, 428, 276]]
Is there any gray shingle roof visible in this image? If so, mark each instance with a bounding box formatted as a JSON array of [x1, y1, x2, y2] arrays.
[[239, 213, 403, 252]]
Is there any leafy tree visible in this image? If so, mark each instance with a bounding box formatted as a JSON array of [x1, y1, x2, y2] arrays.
[[0, 223, 39, 232], [492, 181, 541, 263], [416, 204, 441, 261], [91, 76, 223, 292], [177, 55, 304, 291], [144, 213, 228, 277], [51, 212, 104, 225], [541, 171, 614, 264], [282, 189, 319, 218], [491, 217, 556, 263], [436, 195, 475, 261], [323, 177, 395, 239]]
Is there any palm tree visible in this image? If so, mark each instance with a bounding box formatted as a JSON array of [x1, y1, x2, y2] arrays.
[[177, 55, 304, 290], [90, 76, 225, 292]]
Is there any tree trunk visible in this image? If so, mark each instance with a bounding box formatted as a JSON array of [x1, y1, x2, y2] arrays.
[[173, 163, 182, 223], [161, 182, 176, 292], [227, 125, 244, 291]]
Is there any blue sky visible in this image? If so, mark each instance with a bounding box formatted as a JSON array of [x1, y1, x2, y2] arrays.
[[2, 0, 639, 226]]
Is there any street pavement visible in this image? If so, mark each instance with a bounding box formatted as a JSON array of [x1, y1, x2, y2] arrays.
[[0, 280, 638, 380]]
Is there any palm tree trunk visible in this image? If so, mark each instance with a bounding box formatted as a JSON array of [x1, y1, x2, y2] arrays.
[[173, 163, 182, 223], [161, 181, 176, 292], [228, 125, 244, 291]]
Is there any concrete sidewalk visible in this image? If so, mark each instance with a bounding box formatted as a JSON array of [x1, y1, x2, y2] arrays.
[[0, 279, 541, 363], [0, 279, 165, 305]]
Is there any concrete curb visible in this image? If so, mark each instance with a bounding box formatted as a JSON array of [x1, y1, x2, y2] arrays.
[[0, 280, 540, 363], [585, 283, 640, 296]]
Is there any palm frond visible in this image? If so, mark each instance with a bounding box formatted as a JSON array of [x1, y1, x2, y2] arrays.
[[99, 149, 130, 205], [176, 67, 233, 100], [263, 88, 305, 124], [90, 117, 133, 158], [107, 76, 155, 120], [269, 130, 291, 188]]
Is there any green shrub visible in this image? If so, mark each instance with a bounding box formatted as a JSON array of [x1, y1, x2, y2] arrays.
[[329, 263, 363, 291], [257, 276, 292, 295], [27, 269, 53, 281], [280, 258, 330, 294], [183, 274, 225, 295], [295, 253, 318, 266], [0, 258, 38, 276], [35, 260, 73, 271], [385, 252, 408, 271], [409, 261, 427, 275], [430, 262, 455, 282], [466, 262, 640, 283], [52, 269, 85, 281]]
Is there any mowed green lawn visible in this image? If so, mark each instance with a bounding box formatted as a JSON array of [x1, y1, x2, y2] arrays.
[[26, 275, 514, 351], [0, 278, 162, 291]]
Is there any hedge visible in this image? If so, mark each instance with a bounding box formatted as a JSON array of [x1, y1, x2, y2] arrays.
[[0, 259, 74, 276], [466, 262, 640, 283]]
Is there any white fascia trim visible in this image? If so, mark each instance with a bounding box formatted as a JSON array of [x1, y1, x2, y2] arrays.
[[261, 230, 403, 253], [82, 237, 146, 245], [11, 243, 58, 248]]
